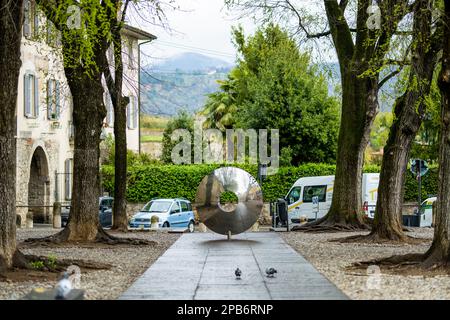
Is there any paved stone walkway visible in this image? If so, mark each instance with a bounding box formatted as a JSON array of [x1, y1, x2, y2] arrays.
[[119, 232, 347, 300]]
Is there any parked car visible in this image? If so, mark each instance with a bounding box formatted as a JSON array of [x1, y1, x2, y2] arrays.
[[60, 202, 71, 227], [403, 197, 436, 228], [129, 198, 195, 232], [61, 196, 114, 228], [98, 197, 114, 228]]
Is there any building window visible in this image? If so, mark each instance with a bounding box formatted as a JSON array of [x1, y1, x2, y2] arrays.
[[24, 72, 39, 118], [287, 187, 302, 205], [104, 91, 114, 127], [65, 159, 73, 200], [24, 0, 39, 39], [46, 21, 61, 47], [302, 185, 327, 203], [47, 79, 61, 120], [127, 96, 138, 129]]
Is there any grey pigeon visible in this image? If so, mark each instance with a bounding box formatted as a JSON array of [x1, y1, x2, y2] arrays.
[[265, 268, 277, 278], [55, 272, 72, 300], [235, 268, 242, 280]]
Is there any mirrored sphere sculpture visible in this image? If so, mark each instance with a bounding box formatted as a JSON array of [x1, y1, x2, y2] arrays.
[[195, 167, 264, 235]]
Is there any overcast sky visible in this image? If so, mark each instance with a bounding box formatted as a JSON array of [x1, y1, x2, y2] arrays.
[[139, 0, 257, 65]]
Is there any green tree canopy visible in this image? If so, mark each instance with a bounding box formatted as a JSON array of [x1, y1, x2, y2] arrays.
[[161, 110, 194, 164], [201, 24, 341, 165]]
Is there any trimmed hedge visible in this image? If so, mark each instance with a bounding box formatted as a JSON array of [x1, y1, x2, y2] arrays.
[[101, 163, 438, 204], [404, 166, 438, 202]]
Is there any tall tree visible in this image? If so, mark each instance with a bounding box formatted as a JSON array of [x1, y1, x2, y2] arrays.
[[423, 0, 450, 267], [162, 110, 194, 164], [201, 77, 238, 131], [102, 0, 131, 232], [369, 0, 442, 241], [366, 0, 450, 267], [205, 25, 340, 165], [0, 0, 26, 270], [226, 0, 409, 230], [36, 0, 122, 242]]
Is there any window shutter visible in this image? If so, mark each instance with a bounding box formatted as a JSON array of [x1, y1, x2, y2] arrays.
[[34, 76, 39, 117], [24, 74, 31, 116], [128, 41, 134, 69], [55, 80, 60, 119], [23, 1, 31, 37], [56, 31, 62, 47], [46, 21, 51, 45], [47, 79, 53, 119], [33, 5, 39, 37]]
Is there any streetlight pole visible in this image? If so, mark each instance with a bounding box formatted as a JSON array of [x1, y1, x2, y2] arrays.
[[138, 39, 154, 154]]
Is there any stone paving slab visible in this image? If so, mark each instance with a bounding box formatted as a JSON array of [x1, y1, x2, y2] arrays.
[[119, 232, 348, 300]]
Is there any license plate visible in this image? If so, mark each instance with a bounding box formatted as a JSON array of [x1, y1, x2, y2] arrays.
[[139, 225, 144, 230]]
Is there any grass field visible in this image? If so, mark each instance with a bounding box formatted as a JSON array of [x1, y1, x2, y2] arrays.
[[140, 115, 170, 132], [141, 135, 164, 143]]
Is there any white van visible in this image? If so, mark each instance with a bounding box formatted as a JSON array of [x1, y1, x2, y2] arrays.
[[286, 173, 380, 223], [418, 197, 436, 227]]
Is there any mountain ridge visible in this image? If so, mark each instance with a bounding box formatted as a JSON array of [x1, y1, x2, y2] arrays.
[[141, 52, 233, 116]]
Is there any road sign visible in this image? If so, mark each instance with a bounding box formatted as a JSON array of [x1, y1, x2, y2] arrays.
[[410, 159, 429, 208], [312, 196, 319, 205], [410, 159, 429, 178]]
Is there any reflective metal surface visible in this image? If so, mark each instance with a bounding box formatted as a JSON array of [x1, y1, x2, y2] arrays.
[[195, 167, 263, 235]]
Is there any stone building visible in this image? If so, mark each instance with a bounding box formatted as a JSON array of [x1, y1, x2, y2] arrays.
[[16, 0, 156, 226]]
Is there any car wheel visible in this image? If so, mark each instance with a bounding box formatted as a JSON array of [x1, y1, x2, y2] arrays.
[[163, 222, 170, 228], [188, 221, 195, 233]]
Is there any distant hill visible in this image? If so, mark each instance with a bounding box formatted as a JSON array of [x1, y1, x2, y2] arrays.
[[141, 52, 233, 116], [152, 52, 233, 73], [140, 53, 399, 117]]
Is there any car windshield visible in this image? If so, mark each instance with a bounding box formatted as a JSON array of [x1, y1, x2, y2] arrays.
[[142, 201, 172, 213]]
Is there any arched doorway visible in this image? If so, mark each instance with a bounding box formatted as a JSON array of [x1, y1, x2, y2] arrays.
[[28, 147, 50, 224]]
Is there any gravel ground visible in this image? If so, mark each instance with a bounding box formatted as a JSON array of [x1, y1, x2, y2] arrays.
[[0, 228, 180, 300], [281, 228, 450, 300]]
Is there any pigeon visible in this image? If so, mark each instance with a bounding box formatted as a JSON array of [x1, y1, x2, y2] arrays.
[[235, 268, 242, 280], [265, 268, 278, 278], [55, 272, 72, 300]]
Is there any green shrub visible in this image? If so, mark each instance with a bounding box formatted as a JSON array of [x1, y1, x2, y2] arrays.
[[47, 255, 57, 270], [403, 165, 438, 202], [220, 191, 239, 204], [30, 261, 45, 270], [102, 163, 435, 204]]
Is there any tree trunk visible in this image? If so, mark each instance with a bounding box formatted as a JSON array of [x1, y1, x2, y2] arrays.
[[296, 69, 378, 231], [371, 96, 420, 241], [325, 71, 378, 227], [62, 67, 107, 241], [0, 0, 23, 271], [112, 98, 129, 231], [110, 31, 129, 232], [371, 0, 437, 241], [423, 0, 450, 267], [291, 0, 406, 232]]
